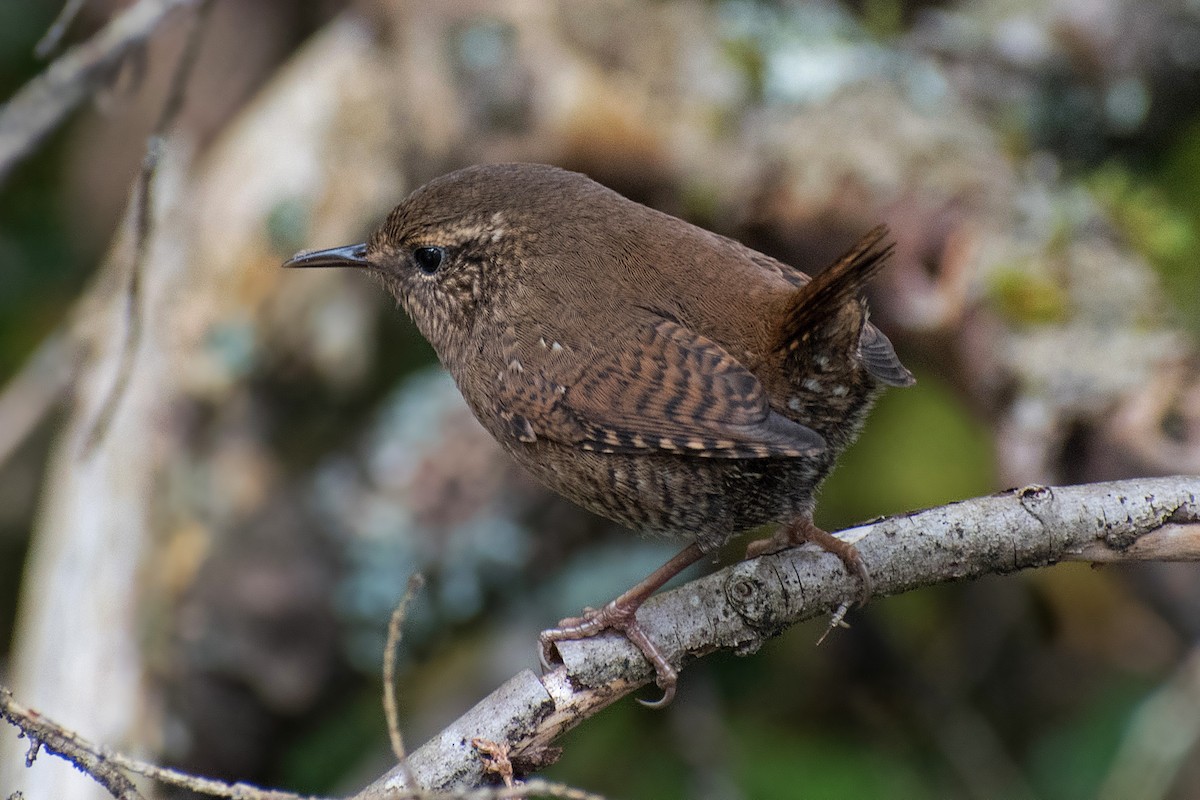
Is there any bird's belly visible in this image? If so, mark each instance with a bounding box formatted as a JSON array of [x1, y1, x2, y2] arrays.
[[502, 442, 824, 552]]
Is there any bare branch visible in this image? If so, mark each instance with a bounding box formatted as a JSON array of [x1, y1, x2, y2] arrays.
[[0, 687, 337, 799], [0, 332, 75, 469], [1, 684, 605, 800], [1, 686, 144, 800], [34, 0, 90, 59], [0, 0, 199, 187], [0, 0, 215, 466], [81, 0, 214, 454], [357, 476, 1200, 795]]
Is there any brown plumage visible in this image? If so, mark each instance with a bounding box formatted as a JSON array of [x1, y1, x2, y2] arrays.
[[284, 163, 913, 706]]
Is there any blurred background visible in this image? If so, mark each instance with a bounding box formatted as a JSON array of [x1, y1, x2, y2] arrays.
[[1, 0, 1199, 798]]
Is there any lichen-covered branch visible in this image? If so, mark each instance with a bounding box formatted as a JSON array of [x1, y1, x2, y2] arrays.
[[358, 476, 1200, 795]]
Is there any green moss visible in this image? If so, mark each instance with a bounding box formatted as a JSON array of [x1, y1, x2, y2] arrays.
[[818, 367, 995, 528], [547, 699, 686, 798], [986, 265, 1070, 326], [721, 36, 767, 104], [732, 723, 933, 799], [1091, 165, 1194, 264], [1026, 679, 1154, 800], [680, 180, 722, 229], [276, 688, 387, 793], [859, 0, 905, 39], [1158, 121, 1200, 215], [1089, 162, 1200, 332]]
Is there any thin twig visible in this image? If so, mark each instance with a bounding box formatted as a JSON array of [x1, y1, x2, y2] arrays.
[[81, 0, 214, 455], [34, 0, 90, 58], [107, 748, 326, 800], [0, 686, 334, 800], [385, 574, 426, 768], [1, 686, 143, 800], [3, 681, 603, 800], [3, 649, 607, 800], [79, 137, 158, 454], [0, 0, 200, 186], [151, 0, 214, 132]]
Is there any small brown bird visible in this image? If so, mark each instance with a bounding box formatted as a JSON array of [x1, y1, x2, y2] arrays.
[[285, 163, 913, 706]]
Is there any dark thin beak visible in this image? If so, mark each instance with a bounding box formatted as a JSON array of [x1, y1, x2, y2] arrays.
[[282, 243, 370, 269]]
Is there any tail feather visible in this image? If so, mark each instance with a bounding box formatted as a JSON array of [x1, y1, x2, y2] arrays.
[[777, 225, 893, 348]]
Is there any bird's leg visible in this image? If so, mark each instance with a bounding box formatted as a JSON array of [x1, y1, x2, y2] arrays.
[[745, 516, 873, 606], [539, 542, 705, 709]]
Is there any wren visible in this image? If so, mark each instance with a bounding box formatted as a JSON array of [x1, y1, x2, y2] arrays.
[[284, 163, 914, 706]]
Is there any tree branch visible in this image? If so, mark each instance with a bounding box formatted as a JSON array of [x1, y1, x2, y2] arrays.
[[0, 0, 199, 187], [0, 687, 143, 800], [80, 0, 213, 455], [0, 687, 341, 800], [34, 0, 90, 59], [0, 332, 75, 469], [357, 476, 1200, 795], [2, 477, 1196, 797]]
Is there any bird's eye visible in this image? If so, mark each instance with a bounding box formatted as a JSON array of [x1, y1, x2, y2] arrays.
[[413, 246, 445, 274]]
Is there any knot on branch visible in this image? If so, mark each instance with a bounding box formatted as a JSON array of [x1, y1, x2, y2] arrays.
[[1018, 484, 1054, 518], [723, 563, 787, 654]]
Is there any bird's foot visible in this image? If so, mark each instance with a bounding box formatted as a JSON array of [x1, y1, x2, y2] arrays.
[[539, 600, 677, 709], [745, 517, 873, 607]]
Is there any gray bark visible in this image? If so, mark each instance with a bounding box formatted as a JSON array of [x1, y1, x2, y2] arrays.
[[357, 476, 1200, 794]]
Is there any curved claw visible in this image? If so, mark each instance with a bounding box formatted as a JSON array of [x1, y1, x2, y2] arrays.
[[851, 558, 874, 608], [534, 544, 707, 710], [537, 635, 559, 672], [637, 680, 677, 709], [537, 601, 681, 709]]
